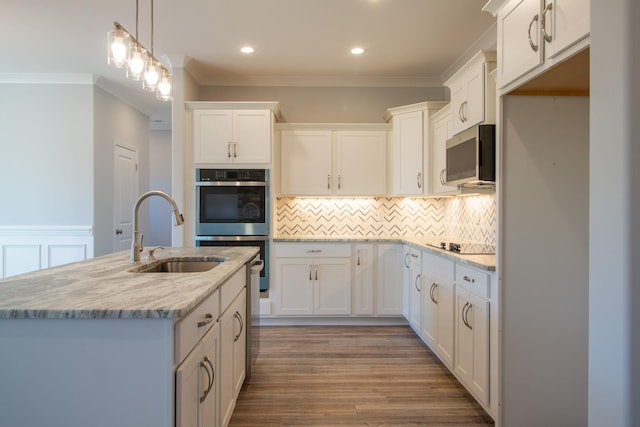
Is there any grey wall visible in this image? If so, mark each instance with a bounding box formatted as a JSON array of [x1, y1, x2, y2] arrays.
[[589, 0, 640, 425], [198, 86, 448, 122], [0, 84, 94, 226], [148, 130, 172, 247], [93, 86, 150, 256]]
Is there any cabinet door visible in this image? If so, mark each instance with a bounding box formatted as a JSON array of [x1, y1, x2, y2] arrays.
[[401, 246, 411, 319], [376, 244, 403, 316], [314, 258, 352, 315], [463, 67, 485, 130], [469, 293, 489, 406], [393, 111, 423, 195], [233, 110, 271, 164], [275, 258, 314, 315], [201, 323, 220, 427], [220, 304, 236, 427], [432, 106, 459, 195], [543, 0, 590, 59], [280, 130, 332, 196], [194, 110, 234, 164], [421, 279, 438, 348], [335, 131, 387, 196], [176, 342, 203, 427], [497, 0, 545, 88], [408, 263, 422, 333], [455, 289, 474, 386], [435, 280, 455, 368], [231, 289, 247, 397], [354, 245, 374, 315]]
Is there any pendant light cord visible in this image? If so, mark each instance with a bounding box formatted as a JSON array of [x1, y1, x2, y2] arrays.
[[150, 0, 154, 55], [135, 0, 139, 40]]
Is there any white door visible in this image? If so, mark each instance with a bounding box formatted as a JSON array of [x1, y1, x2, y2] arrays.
[[114, 143, 138, 252]]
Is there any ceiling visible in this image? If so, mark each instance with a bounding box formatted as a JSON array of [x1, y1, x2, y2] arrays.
[[1, 0, 496, 125]]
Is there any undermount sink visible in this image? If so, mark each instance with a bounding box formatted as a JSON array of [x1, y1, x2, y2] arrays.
[[132, 258, 226, 273]]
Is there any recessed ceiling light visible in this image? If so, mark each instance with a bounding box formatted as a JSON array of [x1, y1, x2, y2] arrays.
[[240, 46, 255, 54], [350, 47, 365, 55]]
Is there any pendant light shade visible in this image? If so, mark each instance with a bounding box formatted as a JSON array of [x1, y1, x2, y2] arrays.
[[156, 69, 173, 101], [143, 58, 160, 91], [127, 44, 147, 80], [107, 28, 130, 68]]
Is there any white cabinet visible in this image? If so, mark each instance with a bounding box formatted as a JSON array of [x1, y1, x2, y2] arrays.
[[334, 131, 387, 196], [176, 321, 219, 427], [431, 105, 460, 195], [274, 243, 351, 316], [376, 243, 403, 316], [279, 127, 388, 196], [219, 274, 247, 427], [192, 108, 272, 164], [385, 102, 448, 196], [353, 244, 374, 315], [402, 246, 422, 333], [491, 0, 589, 89], [454, 264, 490, 407], [444, 51, 496, 136], [421, 252, 455, 368]]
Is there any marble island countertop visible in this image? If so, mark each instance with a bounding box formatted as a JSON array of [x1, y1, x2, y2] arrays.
[[273, 236, 496, 271], [0, 246, 259, 320]]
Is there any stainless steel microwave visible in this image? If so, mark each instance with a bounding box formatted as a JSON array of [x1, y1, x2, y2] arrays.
[[445, 124, 496, 187]]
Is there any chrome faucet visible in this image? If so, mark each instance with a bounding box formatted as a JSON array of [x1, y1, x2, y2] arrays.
[[131, 190, 184, 263]]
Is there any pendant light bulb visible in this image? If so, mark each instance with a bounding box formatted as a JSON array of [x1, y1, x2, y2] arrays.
[[107, 28, 129, 68]]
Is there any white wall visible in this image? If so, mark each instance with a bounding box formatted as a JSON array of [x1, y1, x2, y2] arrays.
[[199, 86, 447, 123], [0, 84, 94, 225], [589, 0, 640, 425], [148, 130, 172, 247]]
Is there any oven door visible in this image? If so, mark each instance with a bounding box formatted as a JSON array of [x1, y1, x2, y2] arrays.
[[196, 236, 269, 292], [196, 181, 269, 236]]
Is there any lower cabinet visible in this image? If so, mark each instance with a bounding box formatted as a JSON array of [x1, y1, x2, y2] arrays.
[[421, 251, 455, 368], [405, 247, 422, 333], [353, 244, 374, 315], [274, 243, 352, 316], [454, 265, 490, 407], [220, 288, 247, 427], [376, 243, 403, 315]]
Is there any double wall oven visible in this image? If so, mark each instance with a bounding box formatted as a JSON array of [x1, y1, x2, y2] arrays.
[[195, 169, 270, 291]]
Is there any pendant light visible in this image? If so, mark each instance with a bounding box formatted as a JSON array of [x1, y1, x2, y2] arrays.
[[107, 0, 172, 101]]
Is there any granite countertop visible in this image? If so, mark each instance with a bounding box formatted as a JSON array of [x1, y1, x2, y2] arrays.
[[0, 247, 259, 320], [273, 236, 496, 271]]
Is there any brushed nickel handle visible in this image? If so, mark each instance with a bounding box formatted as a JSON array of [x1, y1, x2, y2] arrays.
[[233, 141, 238, 158], [309, 264, 313, 280], [233, 311, 244, 342], [430, 283, 438, 304], [197, 313, 214, 328], [314, 265, 318, 281], [199, 360, 212, 403], [463, 275, 475, 283], [528, 14, 540, 52], [204, 356, 215, 389], [460, 101, 468, 122], [464, 303, 473, 330], [356, 250, 360, 266], [305, 249, 322, 253], [327, 174, 331, 190], [411, 253, 419, 258], [415, 273, 421, 292], [227, 142, 232, 158], [115, 228, 123, 235], [417, 172, 422, 189], [338, 174, 342, 190], [404, 253, 410, 268], [459, 103, 464, 122], [541, 2, 553, 43], [440, 169, 447, 185]]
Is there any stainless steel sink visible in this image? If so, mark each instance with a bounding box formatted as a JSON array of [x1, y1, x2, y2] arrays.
[[132, 258, 225, 273]]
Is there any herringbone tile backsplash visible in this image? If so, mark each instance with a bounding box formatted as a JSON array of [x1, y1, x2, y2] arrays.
[[276, 194, 497, 245]]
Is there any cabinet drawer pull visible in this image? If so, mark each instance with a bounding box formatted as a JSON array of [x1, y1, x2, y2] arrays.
[[227, 142, 232, 158], [197, 313, 214, 328], [327, 174, 331, 190], [306, 249, 322, 253], [410, 253, 419, 258], [463, 275, 475, 283], [233, 311, 244, 342], [541, 2, 553, 43], [233, 142, 238, 158], [417, 172, 422, 189], [199, 359, 213, 403], [404, 253, 410, 268], [314, 265, 318, 281], [309, 264, 313, 280], [415, 273, 421, 292], [338, 174, 342, 190], [528, 14, 540, 52], [462, 302, 473, 330]]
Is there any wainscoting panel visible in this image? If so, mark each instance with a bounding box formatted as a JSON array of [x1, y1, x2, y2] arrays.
[[0, 226, 94, 279]]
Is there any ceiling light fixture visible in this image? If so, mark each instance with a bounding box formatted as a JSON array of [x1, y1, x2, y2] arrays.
[[350, 47, 365, 55], [107, 0, 172, 101], [240, 46, 255, 54]]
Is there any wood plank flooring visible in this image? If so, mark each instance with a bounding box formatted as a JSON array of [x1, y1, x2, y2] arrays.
[[229, 325, 494, 427]]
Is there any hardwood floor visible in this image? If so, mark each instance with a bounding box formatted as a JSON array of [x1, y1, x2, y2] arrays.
[[229, 325, 494, 426]]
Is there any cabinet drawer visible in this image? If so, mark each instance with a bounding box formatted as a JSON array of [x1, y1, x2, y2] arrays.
[[220, 267, 246, 314], [455, 264, 489, 299], [175, 290, 220, 363], [275, 242, 351, 258]]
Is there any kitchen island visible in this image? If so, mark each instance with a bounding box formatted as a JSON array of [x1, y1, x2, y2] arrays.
[[0, 246, 259, 427]]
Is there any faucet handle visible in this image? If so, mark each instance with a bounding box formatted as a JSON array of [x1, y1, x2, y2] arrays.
[[146, 246, 164, 261], [138, 234, 144, 253]]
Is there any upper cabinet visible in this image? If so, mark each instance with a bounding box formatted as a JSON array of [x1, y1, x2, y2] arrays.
[[484, 0, 590, 90], [187, 102, 281, 166], [444, 51, 497, 136], [278, 125, 389, 197], [384, 102, 448, 196], [431, 105, 460, 196]]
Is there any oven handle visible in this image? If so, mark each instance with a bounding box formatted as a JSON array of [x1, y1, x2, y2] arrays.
[[195, 235, 269, 242], [196, 181, 269, 187]]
